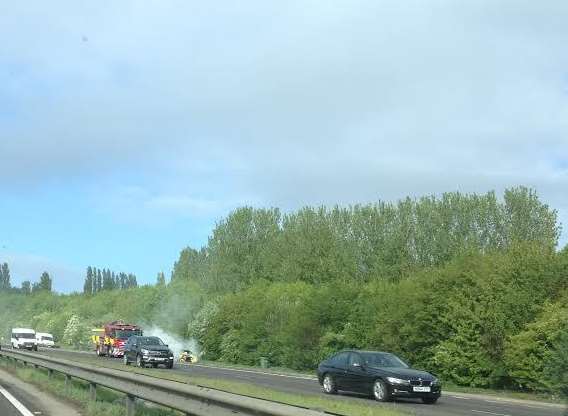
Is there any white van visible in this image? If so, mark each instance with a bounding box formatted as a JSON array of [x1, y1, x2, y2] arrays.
[[36, 332, 55, 348], [11, 328, 38, 351]]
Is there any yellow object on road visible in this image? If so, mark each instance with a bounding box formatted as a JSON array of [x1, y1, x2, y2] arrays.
[[178, 350, 199, 364]]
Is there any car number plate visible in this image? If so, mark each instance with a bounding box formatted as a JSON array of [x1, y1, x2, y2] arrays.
[[413, 386, 431, 392]]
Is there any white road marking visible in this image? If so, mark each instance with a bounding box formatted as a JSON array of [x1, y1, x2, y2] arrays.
[[471, 410, 511, 416], [451, 395, 472, 400], [0, 384, 36, 416]]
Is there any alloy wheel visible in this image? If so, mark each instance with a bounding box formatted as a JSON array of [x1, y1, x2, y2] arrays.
[[322, 374, 336, 394], [373, 380, 386, 401]]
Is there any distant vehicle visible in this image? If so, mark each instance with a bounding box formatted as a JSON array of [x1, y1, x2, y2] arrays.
[[123, 336, 174, 369], [11, 328, 38, 351], [92, 320, 143, 357], [317, 350, 441, 404], [178, 349, 198, 364], [35, 332, 55, 348]]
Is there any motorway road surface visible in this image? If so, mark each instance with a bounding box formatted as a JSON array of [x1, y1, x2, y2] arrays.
[[35, 347, 567, 416], [0, 365, 80, 416], [0, 389, 32, 416], [0, 378, 44, 416]]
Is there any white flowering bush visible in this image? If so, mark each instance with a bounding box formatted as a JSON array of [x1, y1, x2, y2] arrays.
[[62, 314, 90, 347]]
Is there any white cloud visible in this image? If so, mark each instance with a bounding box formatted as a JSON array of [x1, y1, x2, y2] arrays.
[[1, 0, 567, 243]]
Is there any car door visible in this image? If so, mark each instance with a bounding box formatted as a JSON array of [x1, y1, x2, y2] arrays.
[[343, 352, 373, 393], [328, 352, 349, 389]]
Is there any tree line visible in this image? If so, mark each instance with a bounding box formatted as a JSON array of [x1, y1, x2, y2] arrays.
[[171, 187, 559, 291], [82, 266, 138, 295], [0, 262, 52, 294]]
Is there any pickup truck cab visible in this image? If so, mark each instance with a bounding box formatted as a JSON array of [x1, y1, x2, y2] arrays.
[[36, 332, 55, 347], [11, 328, 38, 351]]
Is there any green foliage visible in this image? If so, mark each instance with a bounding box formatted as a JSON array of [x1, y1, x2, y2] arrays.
[[62, 314, 91, 347], [193, 243, 568, 391], [33, 271, 52, 293], [545, 328, 568, 400], [505, 300, 568, 393], [83, 266, 138, 294], [0, 262, 11, 290], [173, 187, 560, 293]]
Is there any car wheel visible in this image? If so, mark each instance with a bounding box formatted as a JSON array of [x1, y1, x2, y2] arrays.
[[322, 374, 337, 394], [373, 379, 391, 402], [422, 397, 438, 404], [166, 361, 174, 369], [136, 354, 145, 368], [152, 363, 158, 368], [123, 355, 130, 366]]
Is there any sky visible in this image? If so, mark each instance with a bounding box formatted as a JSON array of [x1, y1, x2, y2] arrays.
[[1, 1, 567, 292]]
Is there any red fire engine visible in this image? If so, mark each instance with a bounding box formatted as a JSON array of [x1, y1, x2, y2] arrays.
[[92, 320, 143, 357]]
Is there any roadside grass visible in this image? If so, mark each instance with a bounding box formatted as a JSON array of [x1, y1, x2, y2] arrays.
[[30, 351, 407, 416], [443, 383, 566, 404], [0, 357, 180, 416]]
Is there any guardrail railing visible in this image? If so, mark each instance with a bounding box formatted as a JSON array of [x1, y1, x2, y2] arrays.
[[0, 348, 333, 416]]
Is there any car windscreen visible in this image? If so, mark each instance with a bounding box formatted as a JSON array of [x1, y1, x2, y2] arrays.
[[13, 333, 35, 339], [41, 336, 53, 341], [361, 352, 409, 368], [138, 337, 164, 346], [115, 329, 142, 338]]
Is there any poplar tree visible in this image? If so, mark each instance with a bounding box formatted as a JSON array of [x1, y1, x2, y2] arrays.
[[156, 272, 166, 286], [0, 262, 10, 290], [83, 266, 93, 295]]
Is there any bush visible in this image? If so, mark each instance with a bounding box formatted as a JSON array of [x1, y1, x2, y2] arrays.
[[505, 300, 568, 393]]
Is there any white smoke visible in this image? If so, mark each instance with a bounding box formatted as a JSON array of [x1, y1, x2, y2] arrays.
[[142, 325, 200, 358]]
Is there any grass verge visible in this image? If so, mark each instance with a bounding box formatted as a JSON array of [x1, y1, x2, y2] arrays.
[[0, 357, 180, 416], [443, 383, 565, 404]]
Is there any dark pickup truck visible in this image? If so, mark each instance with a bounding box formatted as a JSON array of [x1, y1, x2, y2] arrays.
[[123, 335, 174, 369]]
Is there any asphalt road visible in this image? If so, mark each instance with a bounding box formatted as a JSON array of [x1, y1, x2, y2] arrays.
[[34, 347, 567, 416], [0, 356, 80, 416], [0, 395, 24, 416], [0, 374, 47, 416]]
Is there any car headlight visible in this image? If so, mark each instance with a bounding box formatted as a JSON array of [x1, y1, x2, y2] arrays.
[[386, 377, 410, 385], [431, 377, 440, 385], [141, 349, 149, 355]]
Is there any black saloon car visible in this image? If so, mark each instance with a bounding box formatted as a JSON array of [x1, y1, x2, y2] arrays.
[[317, 350, 441, 404], [123, 336, 174, 369]]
